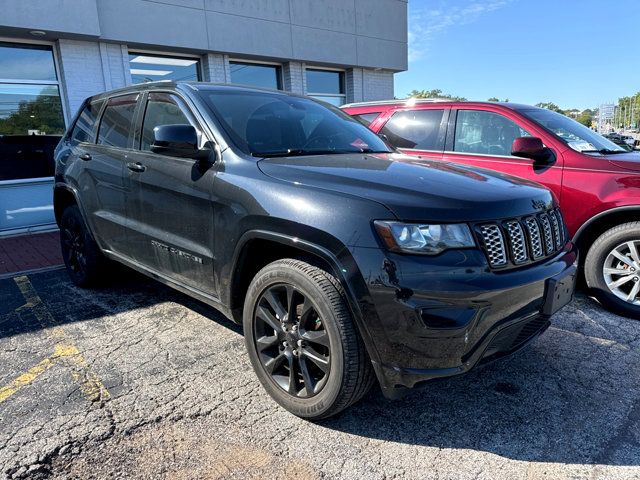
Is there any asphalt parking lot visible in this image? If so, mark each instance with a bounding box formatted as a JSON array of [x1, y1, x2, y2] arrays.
[[1, 268, 640, 479]]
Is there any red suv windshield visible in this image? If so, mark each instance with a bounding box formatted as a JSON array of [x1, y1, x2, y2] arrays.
[[521, 108, 626, 154]]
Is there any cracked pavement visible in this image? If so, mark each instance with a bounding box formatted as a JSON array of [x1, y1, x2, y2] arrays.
[[1, 269, 640, 479]]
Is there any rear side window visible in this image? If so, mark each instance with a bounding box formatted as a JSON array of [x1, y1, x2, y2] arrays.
[[70, 99, 104, 143], [353, 112, 381, 126], [379, 109, 445, 150], [454, 110, 531, 156], [140, 93, 192, 151], [97, 94, 138, 148]]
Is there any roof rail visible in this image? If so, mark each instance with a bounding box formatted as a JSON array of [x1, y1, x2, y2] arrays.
[[341, 98, 454, 108]]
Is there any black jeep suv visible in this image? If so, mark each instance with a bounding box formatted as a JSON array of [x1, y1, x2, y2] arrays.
[[54, 82, 577, 419]]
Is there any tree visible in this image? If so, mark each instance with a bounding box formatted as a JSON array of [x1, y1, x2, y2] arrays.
[[407, 89, 467, 101], [0, 87, 65, 136], [487, 97, 509, 102], [616, 92, 640, 129], [576, 112, 593, 127], [535, 102, 565, 115]]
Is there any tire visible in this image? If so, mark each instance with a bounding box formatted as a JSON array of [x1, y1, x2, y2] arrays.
[[243, 259, 375, 420], [585, 222, 640, 319], [59, 205, 110, 287]]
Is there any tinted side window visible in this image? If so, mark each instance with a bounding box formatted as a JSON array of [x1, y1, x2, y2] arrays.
[[97, 94, 138, 148], [70, 99, 104, 143], [140, 93, 192, 151], [353, 112, 381, 127], [380, 109, 445, 150], [454, 110, 531, 156]]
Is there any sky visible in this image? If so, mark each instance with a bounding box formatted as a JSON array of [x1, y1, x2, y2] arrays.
[[395, 0, 640, 110]]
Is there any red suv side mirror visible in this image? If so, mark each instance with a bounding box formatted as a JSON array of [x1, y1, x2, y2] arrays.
[[511, 137, 554, 164]]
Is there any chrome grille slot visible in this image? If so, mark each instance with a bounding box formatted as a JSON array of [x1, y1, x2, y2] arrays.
[[549, 211, 562, 249], [479, 224, 508, 267], [524, 217, 544, 259], [504, 220, 528, 264], [553, 208, 565, 245], [538, 214, 554, 254]]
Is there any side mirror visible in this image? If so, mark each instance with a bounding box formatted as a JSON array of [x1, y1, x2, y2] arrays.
[[511, 136, 554, 164], [151, 124, 210, 160]]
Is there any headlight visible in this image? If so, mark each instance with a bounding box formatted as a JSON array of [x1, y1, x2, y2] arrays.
[[374, 221, 476, 255]]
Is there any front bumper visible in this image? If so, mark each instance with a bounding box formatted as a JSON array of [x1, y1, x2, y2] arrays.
[[349, 242, 578, 397]]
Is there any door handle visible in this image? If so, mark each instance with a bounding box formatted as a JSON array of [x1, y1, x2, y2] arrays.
[[126, 162, 146, 173], [79, 153, 92, 161]]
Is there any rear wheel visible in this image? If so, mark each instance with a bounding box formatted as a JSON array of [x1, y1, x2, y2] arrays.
[[585, 222, 640, 319], [60, 205, 110, 287], [243, 259, 375, 419]]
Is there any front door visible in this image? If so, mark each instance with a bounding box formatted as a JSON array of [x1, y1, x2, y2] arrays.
[[441, 109, 563, 200], [125, 91, 216, 295]]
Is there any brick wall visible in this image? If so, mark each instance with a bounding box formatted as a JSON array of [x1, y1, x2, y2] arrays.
[[56, 39, 130, 118], [283, 61, 305, 94], [56, 40, 106, 118], [362, 69, 394, 102], [202, 53, 230, 83]]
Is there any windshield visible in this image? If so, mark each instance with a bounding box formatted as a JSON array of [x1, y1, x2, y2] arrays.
[[521, 108, 626, 153], [199, 89, 392, 157]]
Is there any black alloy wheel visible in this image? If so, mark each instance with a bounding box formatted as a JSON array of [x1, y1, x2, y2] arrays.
[[243, 259, 375, 419], [59, 205, 109, 287], [61, 213, 88, 277], [253, 283, 331, 398]]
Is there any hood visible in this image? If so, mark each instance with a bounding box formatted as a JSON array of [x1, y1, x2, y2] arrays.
[[599, 151, 640, 172], [257, 153, 555, 222]]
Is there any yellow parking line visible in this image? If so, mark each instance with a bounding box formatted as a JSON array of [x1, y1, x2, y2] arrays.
[[0, 357, 54, 404], [10, 276, 111, 403]]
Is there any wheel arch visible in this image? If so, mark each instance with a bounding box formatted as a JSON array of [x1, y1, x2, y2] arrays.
[[53, 183, 88, 227], [228, 230, 382, 366], [573, 206, 640, 258]]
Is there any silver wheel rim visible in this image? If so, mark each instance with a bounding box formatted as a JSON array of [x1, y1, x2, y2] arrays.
[[603, 240, 640, 305]]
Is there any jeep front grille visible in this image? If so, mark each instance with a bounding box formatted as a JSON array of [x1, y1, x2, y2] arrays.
[[476, 208, 567, 269], [479, 224, 508, 267]]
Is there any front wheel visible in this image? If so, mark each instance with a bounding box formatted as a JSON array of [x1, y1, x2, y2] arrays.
[[243, 259, 375, 419], [585, 222, 640, 319]]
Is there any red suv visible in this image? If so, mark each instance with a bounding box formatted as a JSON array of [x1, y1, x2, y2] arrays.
[[343, 99, 640, 318]]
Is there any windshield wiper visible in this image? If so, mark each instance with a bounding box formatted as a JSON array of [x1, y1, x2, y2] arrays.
[[251, 148, 390, 158], [251, 149, 316, 158], [582, 148, 628, 155], [359, 148, 392, 154]]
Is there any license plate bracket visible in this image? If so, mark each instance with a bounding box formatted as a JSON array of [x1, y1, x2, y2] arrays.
[[542, 266, 577, 316]]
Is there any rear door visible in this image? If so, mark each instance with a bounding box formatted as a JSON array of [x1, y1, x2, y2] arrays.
[[80, 93, 138, 255], [441, 108, 564, 199], [125, 91, 216, 295], [377, 107, 448, 160]]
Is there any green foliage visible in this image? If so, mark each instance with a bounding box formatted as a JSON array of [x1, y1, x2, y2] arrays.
[[615, 92, 640, 128], [576, 112, 593, 127], [407, 89, 467, 101], [0, 88, 65, 136], [535, 102, 565, 114]]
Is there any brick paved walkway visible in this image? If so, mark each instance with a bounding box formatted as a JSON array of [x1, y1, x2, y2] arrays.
[[0, 231, 63, 276]]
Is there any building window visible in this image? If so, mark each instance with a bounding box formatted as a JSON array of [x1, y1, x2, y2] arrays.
[[305, 68, 346, 107], [0, 42, 65, 182], [229, 61, 282, 90], [128, 53, 200, 84]]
